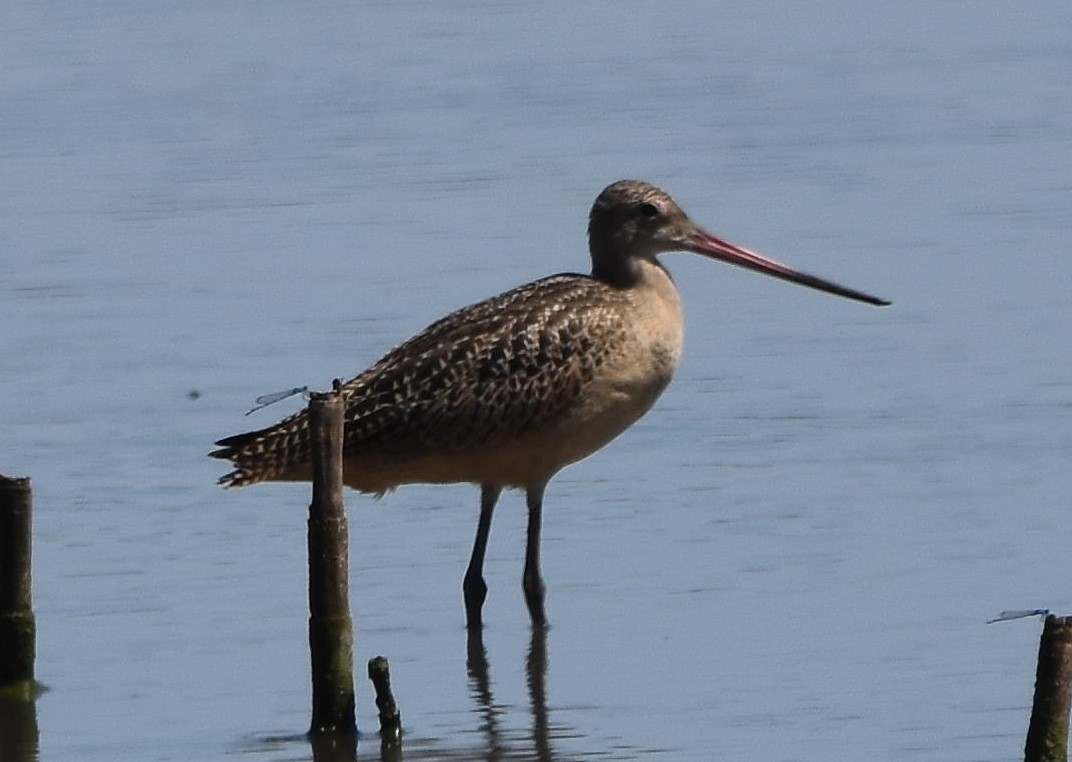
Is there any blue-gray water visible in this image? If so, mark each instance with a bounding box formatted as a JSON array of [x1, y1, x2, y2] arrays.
[[3, 2, 1071, 760]]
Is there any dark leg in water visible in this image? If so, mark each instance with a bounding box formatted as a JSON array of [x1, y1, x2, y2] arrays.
[[463, 484, 502, 629], [522, 482, 548, 628]]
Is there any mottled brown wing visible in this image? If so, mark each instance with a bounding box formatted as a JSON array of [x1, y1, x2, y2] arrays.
[[212, 274, 630, 486]]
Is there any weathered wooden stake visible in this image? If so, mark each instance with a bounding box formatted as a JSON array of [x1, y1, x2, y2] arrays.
[[0, 474, 35, 694], [306, 389, 356, 736], [367, 656, 401, 745], [1025, 615, 1072, 762]]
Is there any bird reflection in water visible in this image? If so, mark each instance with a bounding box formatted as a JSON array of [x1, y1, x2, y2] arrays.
[[467, 626, 561, 762]]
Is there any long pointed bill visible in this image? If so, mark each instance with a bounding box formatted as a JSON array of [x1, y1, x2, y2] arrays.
[[687, 227, 890, 307]]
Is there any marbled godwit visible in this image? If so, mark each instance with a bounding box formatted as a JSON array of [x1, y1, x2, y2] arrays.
[[211, 180, 889, 629]]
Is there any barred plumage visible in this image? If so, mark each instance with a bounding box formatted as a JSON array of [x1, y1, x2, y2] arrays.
[[211, 274, 659, 491]]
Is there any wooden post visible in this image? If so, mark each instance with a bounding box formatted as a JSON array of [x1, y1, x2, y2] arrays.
[[306, 390, 356, 736], [1025, 615, 1072, 762], [0, 474, 35, 693], [367, 656, 401, 745]]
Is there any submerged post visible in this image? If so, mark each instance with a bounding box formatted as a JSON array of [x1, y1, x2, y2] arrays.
[[0, 474, 35, 694], [306, 388, 356, 736], [1025, 615, 1072, 762], [368, 656, 402, 745]]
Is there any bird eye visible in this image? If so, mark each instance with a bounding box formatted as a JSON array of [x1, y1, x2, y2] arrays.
[[637, 202, 659, 218]]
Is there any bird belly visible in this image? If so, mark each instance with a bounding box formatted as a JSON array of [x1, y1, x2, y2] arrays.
[[340, 346, 678, 494]]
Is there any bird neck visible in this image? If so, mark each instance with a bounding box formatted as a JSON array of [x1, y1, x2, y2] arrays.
[[590, 243, 671, 290]]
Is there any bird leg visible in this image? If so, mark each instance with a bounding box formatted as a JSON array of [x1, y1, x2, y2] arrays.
[[523, 483, 548, 628], [463, 484, 502, 629]]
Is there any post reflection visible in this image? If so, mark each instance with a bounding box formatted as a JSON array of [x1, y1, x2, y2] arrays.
[[308, 730, 357, 762], [0, 691, 40, 762]]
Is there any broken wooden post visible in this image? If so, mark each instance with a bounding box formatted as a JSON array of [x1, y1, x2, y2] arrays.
[[368, 656, 401, 745], [1025, 614, 1072, 762], [0, 474, 35, 695], [306, 388, 356, 736]]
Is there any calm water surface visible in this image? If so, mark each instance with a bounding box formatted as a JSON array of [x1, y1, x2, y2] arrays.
[[3, 2, 1071, 760]]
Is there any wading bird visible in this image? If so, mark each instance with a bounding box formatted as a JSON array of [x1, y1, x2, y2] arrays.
[[211, 180, 889, 629]]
